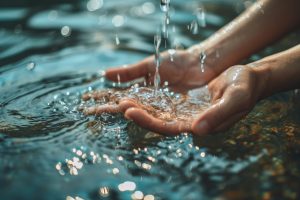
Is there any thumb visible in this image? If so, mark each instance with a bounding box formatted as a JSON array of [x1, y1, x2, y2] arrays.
[[192, 97, 239, 135]]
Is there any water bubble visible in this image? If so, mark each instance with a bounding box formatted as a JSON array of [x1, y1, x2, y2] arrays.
[[112, 15, 125, 27], [61, 26, 71, 37], [87, 0, 103, 11], [154, 71, 161, 93], [26, 62, 36, 71]]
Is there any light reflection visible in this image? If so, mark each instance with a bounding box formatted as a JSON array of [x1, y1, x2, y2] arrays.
[[66, 196, 84, 200], [131, 191, 144, 200], [142, 2, 155, 14], [112, 167, 120, 174], [200, 152, 206, 157], [87, 0, 103, 12], [99, 187, 110, 197], [61, 26, 71, 37], [118, 181, 136, 192], [144, 195, 155, 200], [112, 15, 125, 27]]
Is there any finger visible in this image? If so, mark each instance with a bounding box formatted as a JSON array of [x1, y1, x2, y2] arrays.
[[84, 104, 120, 115], [192, 96, 242, 136], [124, 107, 192, 136], [82, 91, 110, 101], [105, 60, 153, 82], [84, 98, 139, 115]]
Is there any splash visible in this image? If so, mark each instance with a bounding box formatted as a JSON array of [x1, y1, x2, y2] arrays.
[[81, 86, 210, 123]]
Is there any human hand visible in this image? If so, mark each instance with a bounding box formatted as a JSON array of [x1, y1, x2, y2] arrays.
[[105, 49, 218, 92], [83, 65, 266, 136], [82, 86, 210, 135], [192, 65, 266, 135]]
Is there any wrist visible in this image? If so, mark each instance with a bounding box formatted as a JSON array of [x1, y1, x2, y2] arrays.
[[250, 60, 272, 100]]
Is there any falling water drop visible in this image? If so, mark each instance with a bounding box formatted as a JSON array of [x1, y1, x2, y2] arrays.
[[196, 7, 206, 28], [115, 34, 120, 45], [154, 34, 161, 51], [168, 49, 176, 62], [200, 51, 206, 73], [160, 0, 170, 12], [26, 62, 36, 71], [154, 34, 162, 95], [190, 20, 198, 34]]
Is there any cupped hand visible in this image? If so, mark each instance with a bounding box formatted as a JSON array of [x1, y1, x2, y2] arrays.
[[83, 65, 266, 136], [192, 65, 266, 135], [105, 49, 217, 92]]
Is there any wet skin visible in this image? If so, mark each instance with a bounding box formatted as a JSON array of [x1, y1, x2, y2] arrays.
[[82, 53, 265, 136]]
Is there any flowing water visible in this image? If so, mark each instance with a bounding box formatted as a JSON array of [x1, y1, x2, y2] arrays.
[[1, 0, 300, 200]]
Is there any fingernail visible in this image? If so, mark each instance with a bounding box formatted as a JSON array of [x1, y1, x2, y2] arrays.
[[195, 120, 209, 135]]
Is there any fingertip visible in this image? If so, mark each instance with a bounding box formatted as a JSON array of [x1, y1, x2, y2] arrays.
[[192, 119, 210, 136], [124, 107, 145, 120], [105, 68, 120, 81], [119, 99, 139, 112]]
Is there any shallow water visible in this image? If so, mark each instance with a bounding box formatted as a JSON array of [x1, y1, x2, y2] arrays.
[[1, 0, 300, 200]]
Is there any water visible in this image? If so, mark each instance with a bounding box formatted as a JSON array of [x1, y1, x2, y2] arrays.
[[1, 0, 300, 200], [153, 34, 161, 94]]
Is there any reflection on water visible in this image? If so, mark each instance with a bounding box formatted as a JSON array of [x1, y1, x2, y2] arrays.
[[1, 0, 300, 200]]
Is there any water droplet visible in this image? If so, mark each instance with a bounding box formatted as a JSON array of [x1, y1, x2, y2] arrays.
[[168, 49, 176, 61], [118, 181, 136, 192], [61, 26, 71, 37], [26, 62, 36, 71], [196, 7, 206, 27], [115, 34, 120, 45], [200, 51, 206, 73], [160, 0, 170, 12], [99, 187, 110, 197], [131, 191, 144, 200], [190, 20, 198, 34], [112, 15, 125, 27], [144, 195, 155, 200], [87, 0, 103, 11], [142, 2, 155, 14], [154, 34, 161, 51]]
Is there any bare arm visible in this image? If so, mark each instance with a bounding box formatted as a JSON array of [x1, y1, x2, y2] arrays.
[[191, 0, 300, 75], [193, 44, 300, 135], [254, 44, 300, 98]]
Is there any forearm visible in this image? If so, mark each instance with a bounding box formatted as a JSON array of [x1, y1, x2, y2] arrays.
[[254, 44, 300, 99], [190, 0, 300, 74]]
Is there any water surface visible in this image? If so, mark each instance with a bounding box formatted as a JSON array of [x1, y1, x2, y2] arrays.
[[1, 0, 300, 199]]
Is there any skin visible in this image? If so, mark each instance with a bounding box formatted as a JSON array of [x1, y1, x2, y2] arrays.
[[83, 0, 300, 136]]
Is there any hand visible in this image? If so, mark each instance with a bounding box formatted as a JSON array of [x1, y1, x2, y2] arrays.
[[105, 49, 218, 92], [82, 87, 210, 135], [192, 65, 266, 135], [121, 65, 266, 135]]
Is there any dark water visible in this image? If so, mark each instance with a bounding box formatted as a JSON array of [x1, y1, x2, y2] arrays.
[[1, 0, 300, 200]]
